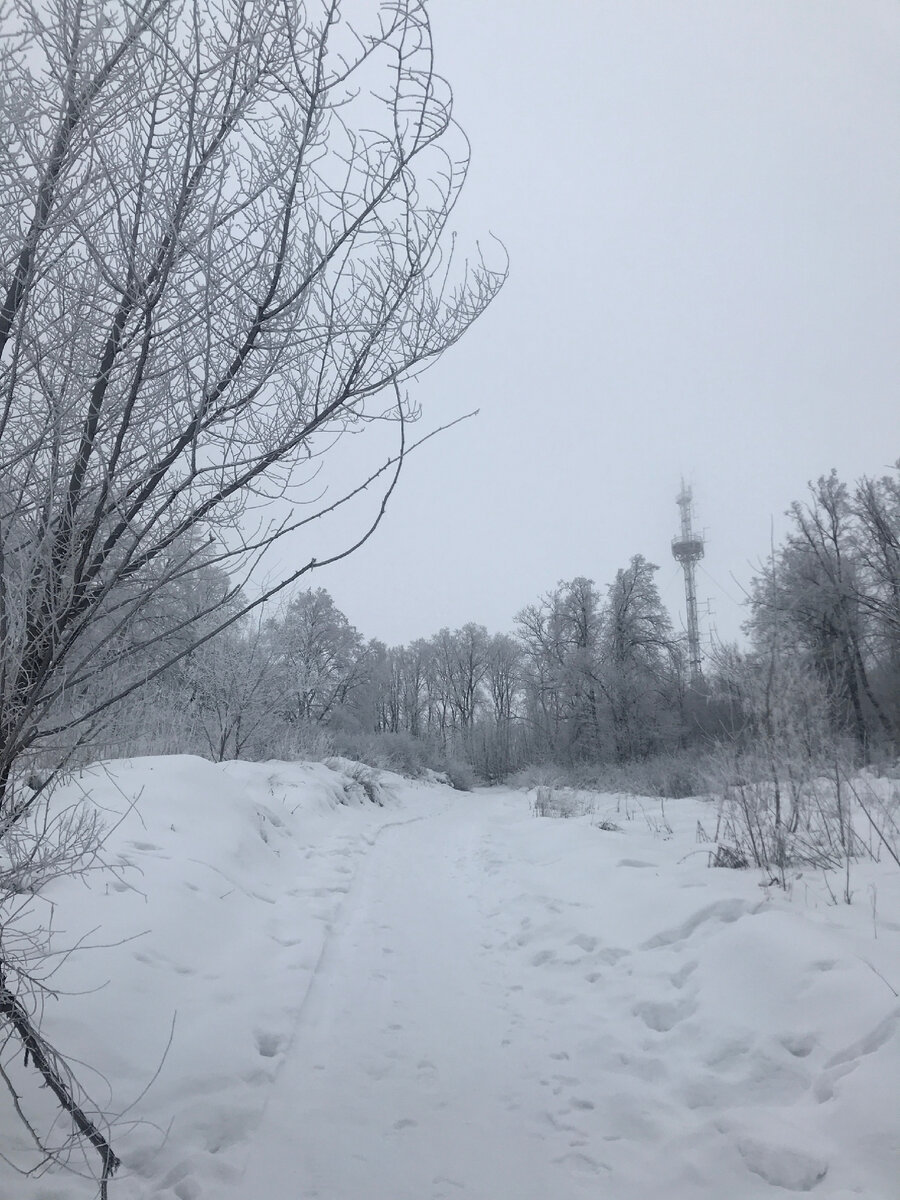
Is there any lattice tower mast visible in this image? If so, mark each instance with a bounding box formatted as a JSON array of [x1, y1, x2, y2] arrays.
[[671, 482, 704, 682]]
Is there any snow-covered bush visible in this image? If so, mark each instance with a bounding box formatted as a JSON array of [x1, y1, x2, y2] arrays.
[[530, 786, 593, 819], [328, 730, 432, 778], [441, 759, 477, 792], [326, 760, 384, 806]]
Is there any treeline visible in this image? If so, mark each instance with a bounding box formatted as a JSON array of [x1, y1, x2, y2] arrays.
[[90, 464, 899, 787], [98, 555, 686, 782]]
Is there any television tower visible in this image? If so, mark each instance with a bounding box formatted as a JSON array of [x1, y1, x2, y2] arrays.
[[671, 482, 704, 682]]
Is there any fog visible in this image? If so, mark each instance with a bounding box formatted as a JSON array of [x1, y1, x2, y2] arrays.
[[275, 0, 900, 650]]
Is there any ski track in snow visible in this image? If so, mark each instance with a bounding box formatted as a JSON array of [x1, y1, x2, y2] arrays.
[[1, 760, 898, 1200]]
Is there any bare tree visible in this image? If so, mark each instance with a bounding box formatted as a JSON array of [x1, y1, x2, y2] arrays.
[[516, 578, 604, 762], [475, 631, 522, 778], [400, 639, 433, 737], [0, 0, 502, 797], [516, 586, 571, 758], [0, 0, 502, 1186], [185, 616, 277, 760], [749, 473, 896, 751], [599, 556, 680, 762], [852, 466, 900, 729], [485, 633, 521, 729], [268, 587, 368, 727], [430, 623, 489, 737]]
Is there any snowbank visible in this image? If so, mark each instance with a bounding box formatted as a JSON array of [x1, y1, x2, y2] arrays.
[[0, 756, 448, 1199]]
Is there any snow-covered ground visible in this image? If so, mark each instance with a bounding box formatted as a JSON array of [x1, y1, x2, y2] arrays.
[[1, 758, 898, 1199]]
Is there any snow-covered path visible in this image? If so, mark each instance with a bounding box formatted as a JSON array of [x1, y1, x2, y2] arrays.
[[232, 788, 900, 1200], [238, 796, 578, 1199]]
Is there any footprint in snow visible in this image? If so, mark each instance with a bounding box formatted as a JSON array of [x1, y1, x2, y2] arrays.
[[814, 1010, 899, 1101], [553, 1150, 609, 1175], [641, 898, 757, 950], [737, 1137, 828, 1191], [254, 1030, 283, 1058], [432, 1174, 465, 1191], [417, 1059, 438, 1082], [823, 1009, 898, 1068], [779, 1032, 816, 1058], [569, 933, 598, 953], [634, 996, 697, 1032], [670, 960, 698, 988]]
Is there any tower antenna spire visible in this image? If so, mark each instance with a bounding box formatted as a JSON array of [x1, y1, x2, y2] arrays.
[[671, 480, 704, 683]]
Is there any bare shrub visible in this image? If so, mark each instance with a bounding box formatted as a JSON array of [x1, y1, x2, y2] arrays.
[[703, 653, 850, 876], [328, 731, 431, 778], [507, 763, 568, 791], [530, 786, 593, 819], [441, 759, 477, 792], [706, 747, 900, 885], [327, 761, 383, 807]]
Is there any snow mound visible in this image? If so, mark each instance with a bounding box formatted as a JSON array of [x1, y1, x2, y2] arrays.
[[0, 755, 447, 1199]]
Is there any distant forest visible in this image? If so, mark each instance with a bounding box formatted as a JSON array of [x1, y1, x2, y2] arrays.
[[84, 463, 898, 794]]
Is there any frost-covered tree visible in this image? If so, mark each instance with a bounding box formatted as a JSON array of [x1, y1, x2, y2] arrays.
[[427, 624, 490, 740], [0, 0, 502, 805], [748, 472, 896, 750], [851, 466, 900, 728], [473, 632, 523, 778], [598, 555, 680, 761], [184, 619, 277, 761], [0, 0, 502, 1183], [516, 577, 604, 762], [268, 589, 368, 727]]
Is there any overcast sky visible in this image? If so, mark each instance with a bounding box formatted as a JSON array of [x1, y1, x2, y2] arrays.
[[273, 0, 900, 651]]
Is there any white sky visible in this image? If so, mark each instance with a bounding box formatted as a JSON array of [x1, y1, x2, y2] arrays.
[[273, 0, 900, 650]]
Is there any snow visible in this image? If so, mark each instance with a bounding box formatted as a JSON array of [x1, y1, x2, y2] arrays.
[[1, 760, 898, 1199]]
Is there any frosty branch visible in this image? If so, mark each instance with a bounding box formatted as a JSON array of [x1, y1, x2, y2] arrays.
[[0, 0, 504, 808], [0, 0, 503, 1187]]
